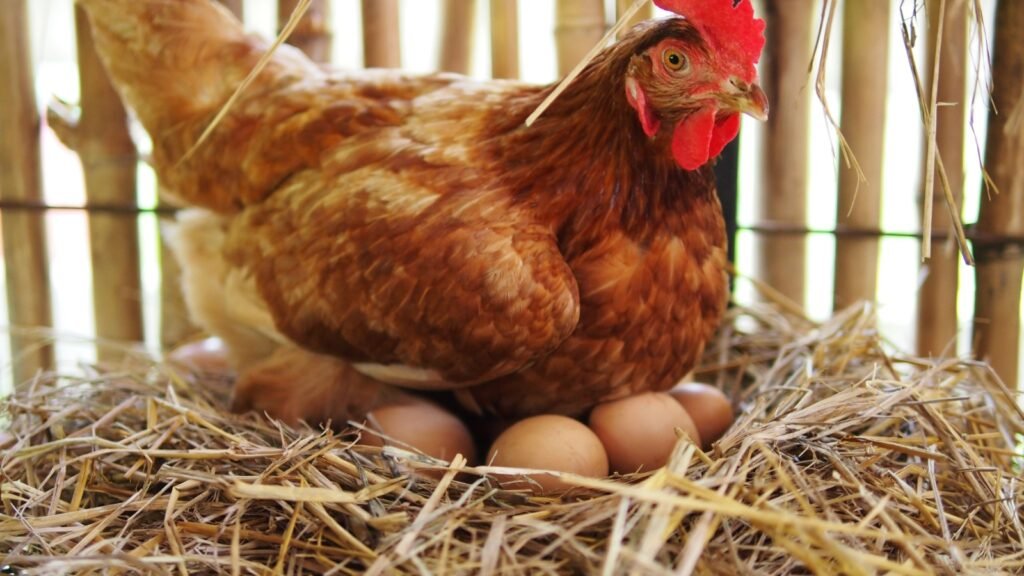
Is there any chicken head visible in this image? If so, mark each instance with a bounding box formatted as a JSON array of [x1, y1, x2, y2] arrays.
[[624, 3, 768, 170]]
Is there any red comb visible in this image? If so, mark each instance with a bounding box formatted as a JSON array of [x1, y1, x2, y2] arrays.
[[653, 0, 765, 83]]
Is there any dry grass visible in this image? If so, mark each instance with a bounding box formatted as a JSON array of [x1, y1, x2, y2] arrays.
[[2, 302, 1023, 575]]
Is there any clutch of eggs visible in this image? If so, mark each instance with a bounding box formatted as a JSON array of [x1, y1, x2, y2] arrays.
[[484, 383, 735, 488]]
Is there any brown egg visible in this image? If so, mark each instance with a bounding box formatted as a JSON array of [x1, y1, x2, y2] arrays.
[[588, 392, 700, 474], [168, 337, 231, 374], [360, 400, 477, 465], [669, 382, 734, 449], [0, 431, 13, 450], [487, 415, 609, 494]]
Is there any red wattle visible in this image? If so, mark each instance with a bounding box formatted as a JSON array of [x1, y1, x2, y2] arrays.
[[709, 113, 740, 159], [671, 109, 742, 171], [671, 107, 715, 171]]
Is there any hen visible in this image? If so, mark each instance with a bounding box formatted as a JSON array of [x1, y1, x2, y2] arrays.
[[78, 0, 767, 422]]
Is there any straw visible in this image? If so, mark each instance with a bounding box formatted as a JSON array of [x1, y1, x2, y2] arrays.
[[2, 298, 1022, 574]]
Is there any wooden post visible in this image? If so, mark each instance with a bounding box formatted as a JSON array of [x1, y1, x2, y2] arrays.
[[490, 0, 519, 79], [218, 0, 244, 20], [917, 0, 968, 356], [361, 0, 401, 68], [833, 2, 890, 310], [555, 0, 606, 76], [440, 0, 476, 73], [159, 217, 195, 350], [758, 0, 816, 308], [616, 0, 653, 38], [0, 0, 53, 385], [279, 0, 332, 63], [973, 0, 1024, 389], [74, 6, 145, 357]]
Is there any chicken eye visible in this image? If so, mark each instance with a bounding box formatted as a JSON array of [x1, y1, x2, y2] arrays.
[[661, 49, 689, 73]]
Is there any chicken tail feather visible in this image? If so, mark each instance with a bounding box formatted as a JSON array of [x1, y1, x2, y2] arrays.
[[76, 0, 323, 211]]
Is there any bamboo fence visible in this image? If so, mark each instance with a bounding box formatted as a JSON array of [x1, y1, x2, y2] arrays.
[[833, 2, 889, 311], [973, 0, 1023, 392], [440, 0, 476, 74], [0, 0, 53, 384], [159, 233, 194, 350], [47, 6, 145, 360], [362, 0, 401, 68], [0, 1, 1021, 395], [555, 0, 606, 76], [757, 0, 815, 310], [916, 0, 968, 357], [489, 0, 519, 79], [280, 0, 332, 63]]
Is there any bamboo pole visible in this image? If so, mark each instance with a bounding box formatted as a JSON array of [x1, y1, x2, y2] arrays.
[[279, 0, 332, 63], [758, 0, 816, 308], [917, 0, 968, 356], [361, 0, 401, 68], [490, 0, 519, 79], [70, 6, 144, 357], [616, 0, 653, 38], [973, 0, 1024, 390], [218, 0, 244, 20], [159, 219, 195, 350], [833, 2, 890, 311], [0, 0, 53, 385], [555, 0, 606, 77], [440, 0, 476, 73]]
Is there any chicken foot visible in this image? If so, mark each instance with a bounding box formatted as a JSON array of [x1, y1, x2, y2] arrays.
[[229, 344, 412, 426]]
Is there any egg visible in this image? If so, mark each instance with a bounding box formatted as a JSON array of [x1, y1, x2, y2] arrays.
[[588, 392, 700, 474], [360, 400, 477, 465], [669, 382, 734, 449], [167, 337, 231, 374], [487, 415, 609, 494]]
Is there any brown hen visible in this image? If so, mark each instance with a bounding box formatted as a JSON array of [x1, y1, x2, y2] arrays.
[[78, 0, 767, 420]]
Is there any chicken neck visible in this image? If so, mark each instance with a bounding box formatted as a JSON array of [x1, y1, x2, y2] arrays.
[[489, 43, 721, 253]]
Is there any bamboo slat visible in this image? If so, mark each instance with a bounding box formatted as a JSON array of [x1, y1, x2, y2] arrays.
[[279, 0, 332, 63], [757, 0, 816, 308], [616, 0, 653, 38], [489, 0, 519, 79], [917, 0, 968, 357], [361, 0, 401, 68], [440, 0, 476, 73], [0, 0, 53, 385], [973, 0, 1024, 390], [159, 223, 195, 350], [72, 6, 144, 357], [833, 1, 890, 310], [555, 0, 606, 76], [218, 0, 244, 20]]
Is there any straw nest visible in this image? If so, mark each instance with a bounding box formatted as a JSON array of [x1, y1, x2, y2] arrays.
[[2, 302, 1023, 575]]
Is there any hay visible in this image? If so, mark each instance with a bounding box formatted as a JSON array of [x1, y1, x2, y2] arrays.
[[2, 302, 1023, 575]]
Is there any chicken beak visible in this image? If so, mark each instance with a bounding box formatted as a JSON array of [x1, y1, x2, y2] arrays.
[[722, 79, 769, 122]]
